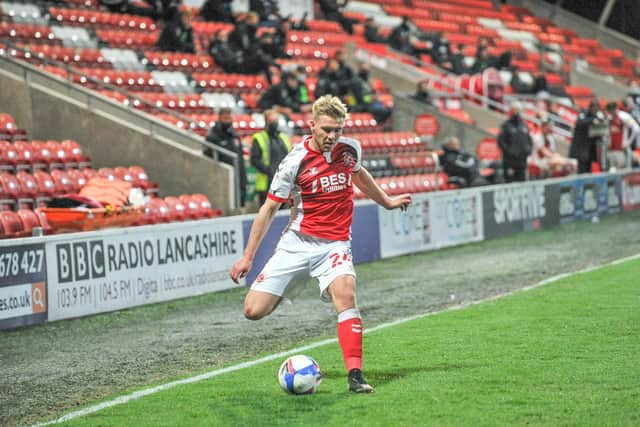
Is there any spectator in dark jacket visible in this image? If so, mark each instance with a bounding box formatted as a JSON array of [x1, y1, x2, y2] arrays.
[[439, 136, 483, 187], [470, 46, 495, 74], [250, 0, 279, 24], [208, 30, 243, 73], [569, 99, 605, 174], [205, 107, 247, 206], [200, 0, 234, 23], [412, 80, 436, 107], [157, 9, 195, 53], [258, 72, 311, 115], [364, 17, 387, 43], [497, 102, 533, 182], [318, 0, 355, 34], [315, 58, 342, 99], [345, 62, 392, 124], [229, 12, 278, 83], [388, 16, 414, 55]]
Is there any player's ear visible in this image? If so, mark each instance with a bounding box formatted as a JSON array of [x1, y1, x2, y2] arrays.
[[308, 119, 315, 130]]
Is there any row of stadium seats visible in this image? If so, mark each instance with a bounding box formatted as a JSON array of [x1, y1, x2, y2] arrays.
[[0, 139, 91, 172], [0, 165, 156, 210]]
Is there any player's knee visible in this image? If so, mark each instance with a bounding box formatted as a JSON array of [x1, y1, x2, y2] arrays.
[[243, 302, 265, 320]]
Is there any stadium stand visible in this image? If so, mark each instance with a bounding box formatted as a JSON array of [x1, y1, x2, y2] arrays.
[[1, 0, 640, 239]]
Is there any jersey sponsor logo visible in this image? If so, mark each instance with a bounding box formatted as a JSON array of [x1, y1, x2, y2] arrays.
[[311, 172, 352, 193]]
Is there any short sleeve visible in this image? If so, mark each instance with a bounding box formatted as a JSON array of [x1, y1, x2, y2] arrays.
[[268, 148, 303, 203]]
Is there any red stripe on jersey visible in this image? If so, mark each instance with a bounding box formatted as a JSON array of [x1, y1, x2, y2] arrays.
[[267, 193, 288, 203]]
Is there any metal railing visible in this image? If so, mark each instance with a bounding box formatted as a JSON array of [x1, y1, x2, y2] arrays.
[[354, 45, 575, 143]]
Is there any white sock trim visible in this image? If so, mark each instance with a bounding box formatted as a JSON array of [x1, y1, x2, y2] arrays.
[[337, 308, 361, 323]]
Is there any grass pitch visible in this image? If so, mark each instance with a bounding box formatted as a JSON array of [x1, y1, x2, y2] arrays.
[[58, 257, 640, 427]]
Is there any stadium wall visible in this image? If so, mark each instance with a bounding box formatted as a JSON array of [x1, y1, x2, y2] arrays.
[[0, 172, 636, 329]]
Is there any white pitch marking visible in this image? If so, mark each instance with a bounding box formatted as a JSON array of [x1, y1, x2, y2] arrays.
[[32, 253, 640, 426]]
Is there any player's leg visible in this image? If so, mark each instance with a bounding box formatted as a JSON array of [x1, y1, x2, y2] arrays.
[[244, 245, 309, 321], [327, 275, 374, 393], [243, 290, 282, 320], [313, 245, 374, 393]]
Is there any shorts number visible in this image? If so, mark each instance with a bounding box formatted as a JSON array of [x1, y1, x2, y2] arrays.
[[329, 252, 351, 269]]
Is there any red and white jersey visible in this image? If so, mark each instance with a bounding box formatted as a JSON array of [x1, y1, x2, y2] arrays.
[[267, 135, 362, 241]]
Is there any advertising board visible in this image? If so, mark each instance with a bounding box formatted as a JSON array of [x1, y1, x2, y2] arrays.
[[46, 218, 242, 321], [379, 190, 483, 258], [0, 243, 47, 329]]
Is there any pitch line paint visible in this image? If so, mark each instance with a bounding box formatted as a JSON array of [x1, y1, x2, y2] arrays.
[[32, 253, 640, 426]]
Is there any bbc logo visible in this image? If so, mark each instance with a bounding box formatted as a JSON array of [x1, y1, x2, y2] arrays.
[[56, 241, 106, 283]]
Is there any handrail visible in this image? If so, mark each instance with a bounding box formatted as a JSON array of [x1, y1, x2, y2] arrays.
[[355, 45, 574, 142]]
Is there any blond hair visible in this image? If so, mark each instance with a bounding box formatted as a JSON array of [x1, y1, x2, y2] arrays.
[[312, 95, 349, 121]]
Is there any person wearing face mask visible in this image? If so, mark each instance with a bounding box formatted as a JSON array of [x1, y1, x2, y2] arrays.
[[344, 62, 392, 124], [205, 107, 247, 206], [250, 109, 292, 204], [497, 101, 533, 182], [315, 58, 343, 99]]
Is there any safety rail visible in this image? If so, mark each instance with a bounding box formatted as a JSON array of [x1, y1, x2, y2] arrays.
[[354, 44, 575, 142]]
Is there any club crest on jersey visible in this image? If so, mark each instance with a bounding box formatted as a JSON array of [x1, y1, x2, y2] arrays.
[[342, 152, 356, 167]]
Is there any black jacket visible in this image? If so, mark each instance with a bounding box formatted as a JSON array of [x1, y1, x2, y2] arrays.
[[205, 123, 247, 201], [497, 115, 533, 168], [258, 83, 301, 112], [439, 147, 479, 187], [199, 0, 234, 22], [228, 21, 259, 52], [157, 17, 194, 53], [569, 110, 601, 163], [388, 24, 413, 54], [364, 24, 387, 43], [208, 39, 242, 73]]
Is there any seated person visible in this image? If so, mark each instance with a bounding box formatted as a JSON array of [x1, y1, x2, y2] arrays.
[[344, 62, 392, 124], [200, 0, 234, 23], [315, 58, 343, 98], [364, 17, 387, 44], [530, 118, 577, 176], [156, 9, 195, 53], [439, 136, 485, 187], [208, 30, 243, 73], [258, 72, 311, 115], [411, 80, 436, 107]]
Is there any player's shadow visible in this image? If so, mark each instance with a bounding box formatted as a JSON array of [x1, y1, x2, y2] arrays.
[[321, 363, 482, 386]]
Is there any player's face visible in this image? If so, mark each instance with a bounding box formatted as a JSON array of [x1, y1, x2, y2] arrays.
[[311, 115, 344, 152]]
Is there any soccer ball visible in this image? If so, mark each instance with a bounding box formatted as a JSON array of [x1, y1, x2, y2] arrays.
[[277, 355, 322, 395]]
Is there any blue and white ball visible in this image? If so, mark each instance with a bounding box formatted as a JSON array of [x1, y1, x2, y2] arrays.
[[278, 355, 322, 395]]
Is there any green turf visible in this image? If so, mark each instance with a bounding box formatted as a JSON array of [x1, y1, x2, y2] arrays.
[[59, 258, 640, 427]]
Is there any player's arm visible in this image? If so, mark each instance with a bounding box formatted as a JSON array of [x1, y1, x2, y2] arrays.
[[352, 167, 412, 210], [230, 197, 282, 284]]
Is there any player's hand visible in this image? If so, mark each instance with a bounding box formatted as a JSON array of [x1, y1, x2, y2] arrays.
[[230, 256, 252, 284], [386, 193, 412, 211]]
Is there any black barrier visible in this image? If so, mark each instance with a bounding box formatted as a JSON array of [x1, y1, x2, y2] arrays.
[[482, 182, 560, 239], [483, 175, 622, 239], [0, 243, 47, 330]]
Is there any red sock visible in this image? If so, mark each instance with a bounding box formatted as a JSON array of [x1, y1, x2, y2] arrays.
[[337, 309, 362, 372]]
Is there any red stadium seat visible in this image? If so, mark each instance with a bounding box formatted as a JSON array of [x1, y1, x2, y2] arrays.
[[0, 210, 24, 238], [145, 197, 170, 223], [163, 196, 186, 222], [178, 194, 201, 219], [16, 209, 41, 235]]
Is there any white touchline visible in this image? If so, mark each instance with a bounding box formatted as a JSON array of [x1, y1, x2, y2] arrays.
[[32, 253, 640, 427]]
